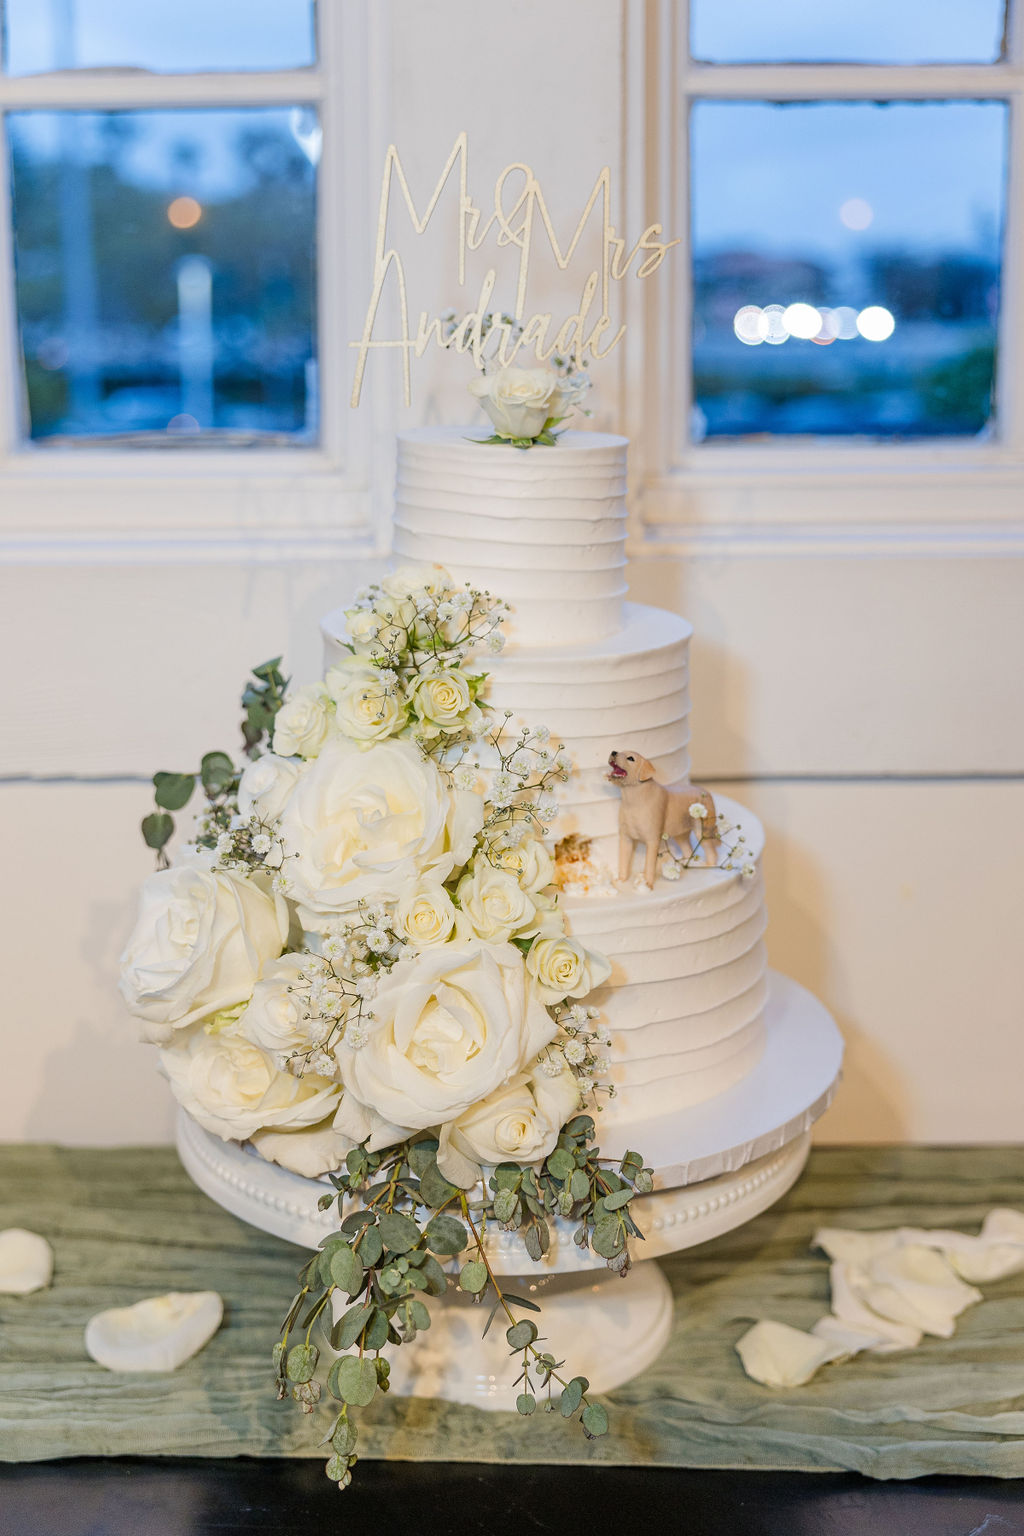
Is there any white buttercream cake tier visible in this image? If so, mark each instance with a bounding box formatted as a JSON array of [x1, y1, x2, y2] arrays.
[[393, 427, 629, 646]]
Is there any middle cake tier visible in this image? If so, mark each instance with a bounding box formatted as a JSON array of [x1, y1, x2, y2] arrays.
[[321, 599, 693, 870]]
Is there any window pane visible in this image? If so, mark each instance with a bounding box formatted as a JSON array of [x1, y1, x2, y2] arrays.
[[691, 0, 1005, 64], [8, 108, 319, 444], [3, 0, 316, 75], [691, 101, 1005, 441]]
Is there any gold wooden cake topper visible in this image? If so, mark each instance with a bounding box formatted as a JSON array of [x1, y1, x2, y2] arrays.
[[350, 132, 678, 406]]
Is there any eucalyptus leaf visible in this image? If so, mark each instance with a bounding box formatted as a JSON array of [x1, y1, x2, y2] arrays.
[[592, 1215, 625, 1259], [363, 1308, 389, 1352], [602, 1188, 633, 1212], [286, 1343, 318, 1384], [418, 1161, 458, 1208], [492, 1189, 518, 1223], [141, 812, 174, 851], [516, 1392, 537, 1415], [424, 1213, 468, 1256], [357, 1226, 383, 1266], [459, 1260, 488, 1295], [505, 1320, 538, 1350], [329, 1245, 365, 1297], [152, 771, 195, 811], [582, 1401, 609, 1438], [336, 1354, 377, 1408], [200, 751, 235, 795], [334, 1302, 373, 1351], [406, 1139, 440, 1177], [378, 1211, 421, 1254], [546, 1147, 574, 1181], [559, 1376, 584, 1416], [408, 1298, 431, 1332], [419, 1255, 449, 1296], [331, 1418, 357, 1456], [569, 1169, 591, 1203], [491, 1163, 522, 1191]]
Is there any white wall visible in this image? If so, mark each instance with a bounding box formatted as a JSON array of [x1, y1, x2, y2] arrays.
[[3, 0, 1023, 1145]]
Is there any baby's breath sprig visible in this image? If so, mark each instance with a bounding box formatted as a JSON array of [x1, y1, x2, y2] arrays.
[[546, 1003, 615, 1110], [658, 810, 754, 882], [478, 716, 572, 861]]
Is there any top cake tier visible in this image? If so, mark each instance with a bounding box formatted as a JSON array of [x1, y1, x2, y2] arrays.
[[393, 427, 629, 647]]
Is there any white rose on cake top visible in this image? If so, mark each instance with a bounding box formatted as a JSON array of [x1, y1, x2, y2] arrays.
[[407, 669, 482, 740], [159, 1025, 340, 1142], [469, 366, 574, 442], [455, 861, 542, 946], [334, 940, 556, 1149], [238, 952, 341, 1058], [437, 1060, 581, 1189], [118, 851, 288, 1045], [277, 737, 483, 924]]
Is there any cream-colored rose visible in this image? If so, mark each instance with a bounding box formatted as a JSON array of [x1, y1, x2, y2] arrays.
[[160, 1026, 340, 1141], [456, 861, 537, 945], [437, 1061, 581, 1186], [469, 366, 569, 441], [494, 834, 555, 895], [325, 659, 405, 745], [238, 952, 340, 1057], [272, 684, 335, 759], [237, 752, 301, 827], [525, 934, 612, 1007], [278, 737, 483, 923], [408, 670, 481, 740], [335, 941, 556, 1146], [393, 877, 457, 948], [381, 563, 452, 599], [119, 858, 288, 1045], [249, 1117, 352, 1177]]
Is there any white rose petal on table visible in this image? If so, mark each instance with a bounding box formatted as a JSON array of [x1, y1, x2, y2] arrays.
[[0, 1228, 54, 1294], [85, 1292, 224, 1373]]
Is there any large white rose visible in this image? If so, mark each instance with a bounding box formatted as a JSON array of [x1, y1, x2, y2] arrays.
[[238, 952, 342, 1057], [393, 877, 457, 948], [469, 366, 569, 441], [325, 658, 405, 745], [456, 862, 538, 945], [249, 1116, 352, 1177], [437, 1061, 580, 1187], [237, 752, 301, 827], [278, 737, 482, 923], [272, 683, 335, 759], [526, 935, 612, 1007], [119, 860, 288, 1045], [381, 563, 452, 599], [335, 941, 556, 1146], [160, 1027, 340, 1142], [408, 670, 482, 740]]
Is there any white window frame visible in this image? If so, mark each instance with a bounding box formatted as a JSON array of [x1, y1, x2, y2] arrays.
[[0, 2, 393, 562], [622, 0, 1024, 556]]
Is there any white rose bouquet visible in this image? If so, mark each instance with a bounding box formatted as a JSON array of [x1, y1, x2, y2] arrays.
[[119, 567, 652, 1489]]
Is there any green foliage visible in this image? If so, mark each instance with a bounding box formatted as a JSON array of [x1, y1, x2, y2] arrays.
[[242, 657, 289, 757], [277, 1116, 649, 1492], [141, 812, 174, 856], [152, 771, 196, 811]]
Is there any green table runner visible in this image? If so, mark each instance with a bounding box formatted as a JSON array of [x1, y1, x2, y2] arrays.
[[2, 1144, 1023, 1478]]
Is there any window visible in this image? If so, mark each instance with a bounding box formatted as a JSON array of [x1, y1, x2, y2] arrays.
[[0, 1, 376, 557], [686, 1, 1010, 444], [628, 1, 1024, 546]]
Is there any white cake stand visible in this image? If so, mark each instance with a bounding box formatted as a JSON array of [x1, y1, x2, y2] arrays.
[[177, 971, 842, 1408]]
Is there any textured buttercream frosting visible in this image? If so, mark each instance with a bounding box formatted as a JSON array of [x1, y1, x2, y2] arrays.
[[323, 424, 770, 1126], [393, 428, 629, 646]]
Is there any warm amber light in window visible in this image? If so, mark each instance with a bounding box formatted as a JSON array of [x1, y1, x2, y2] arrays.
[[167, 196, 202, 229]]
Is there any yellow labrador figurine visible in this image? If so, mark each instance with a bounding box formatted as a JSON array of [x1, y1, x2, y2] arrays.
[[607, 749, 720, 887]]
